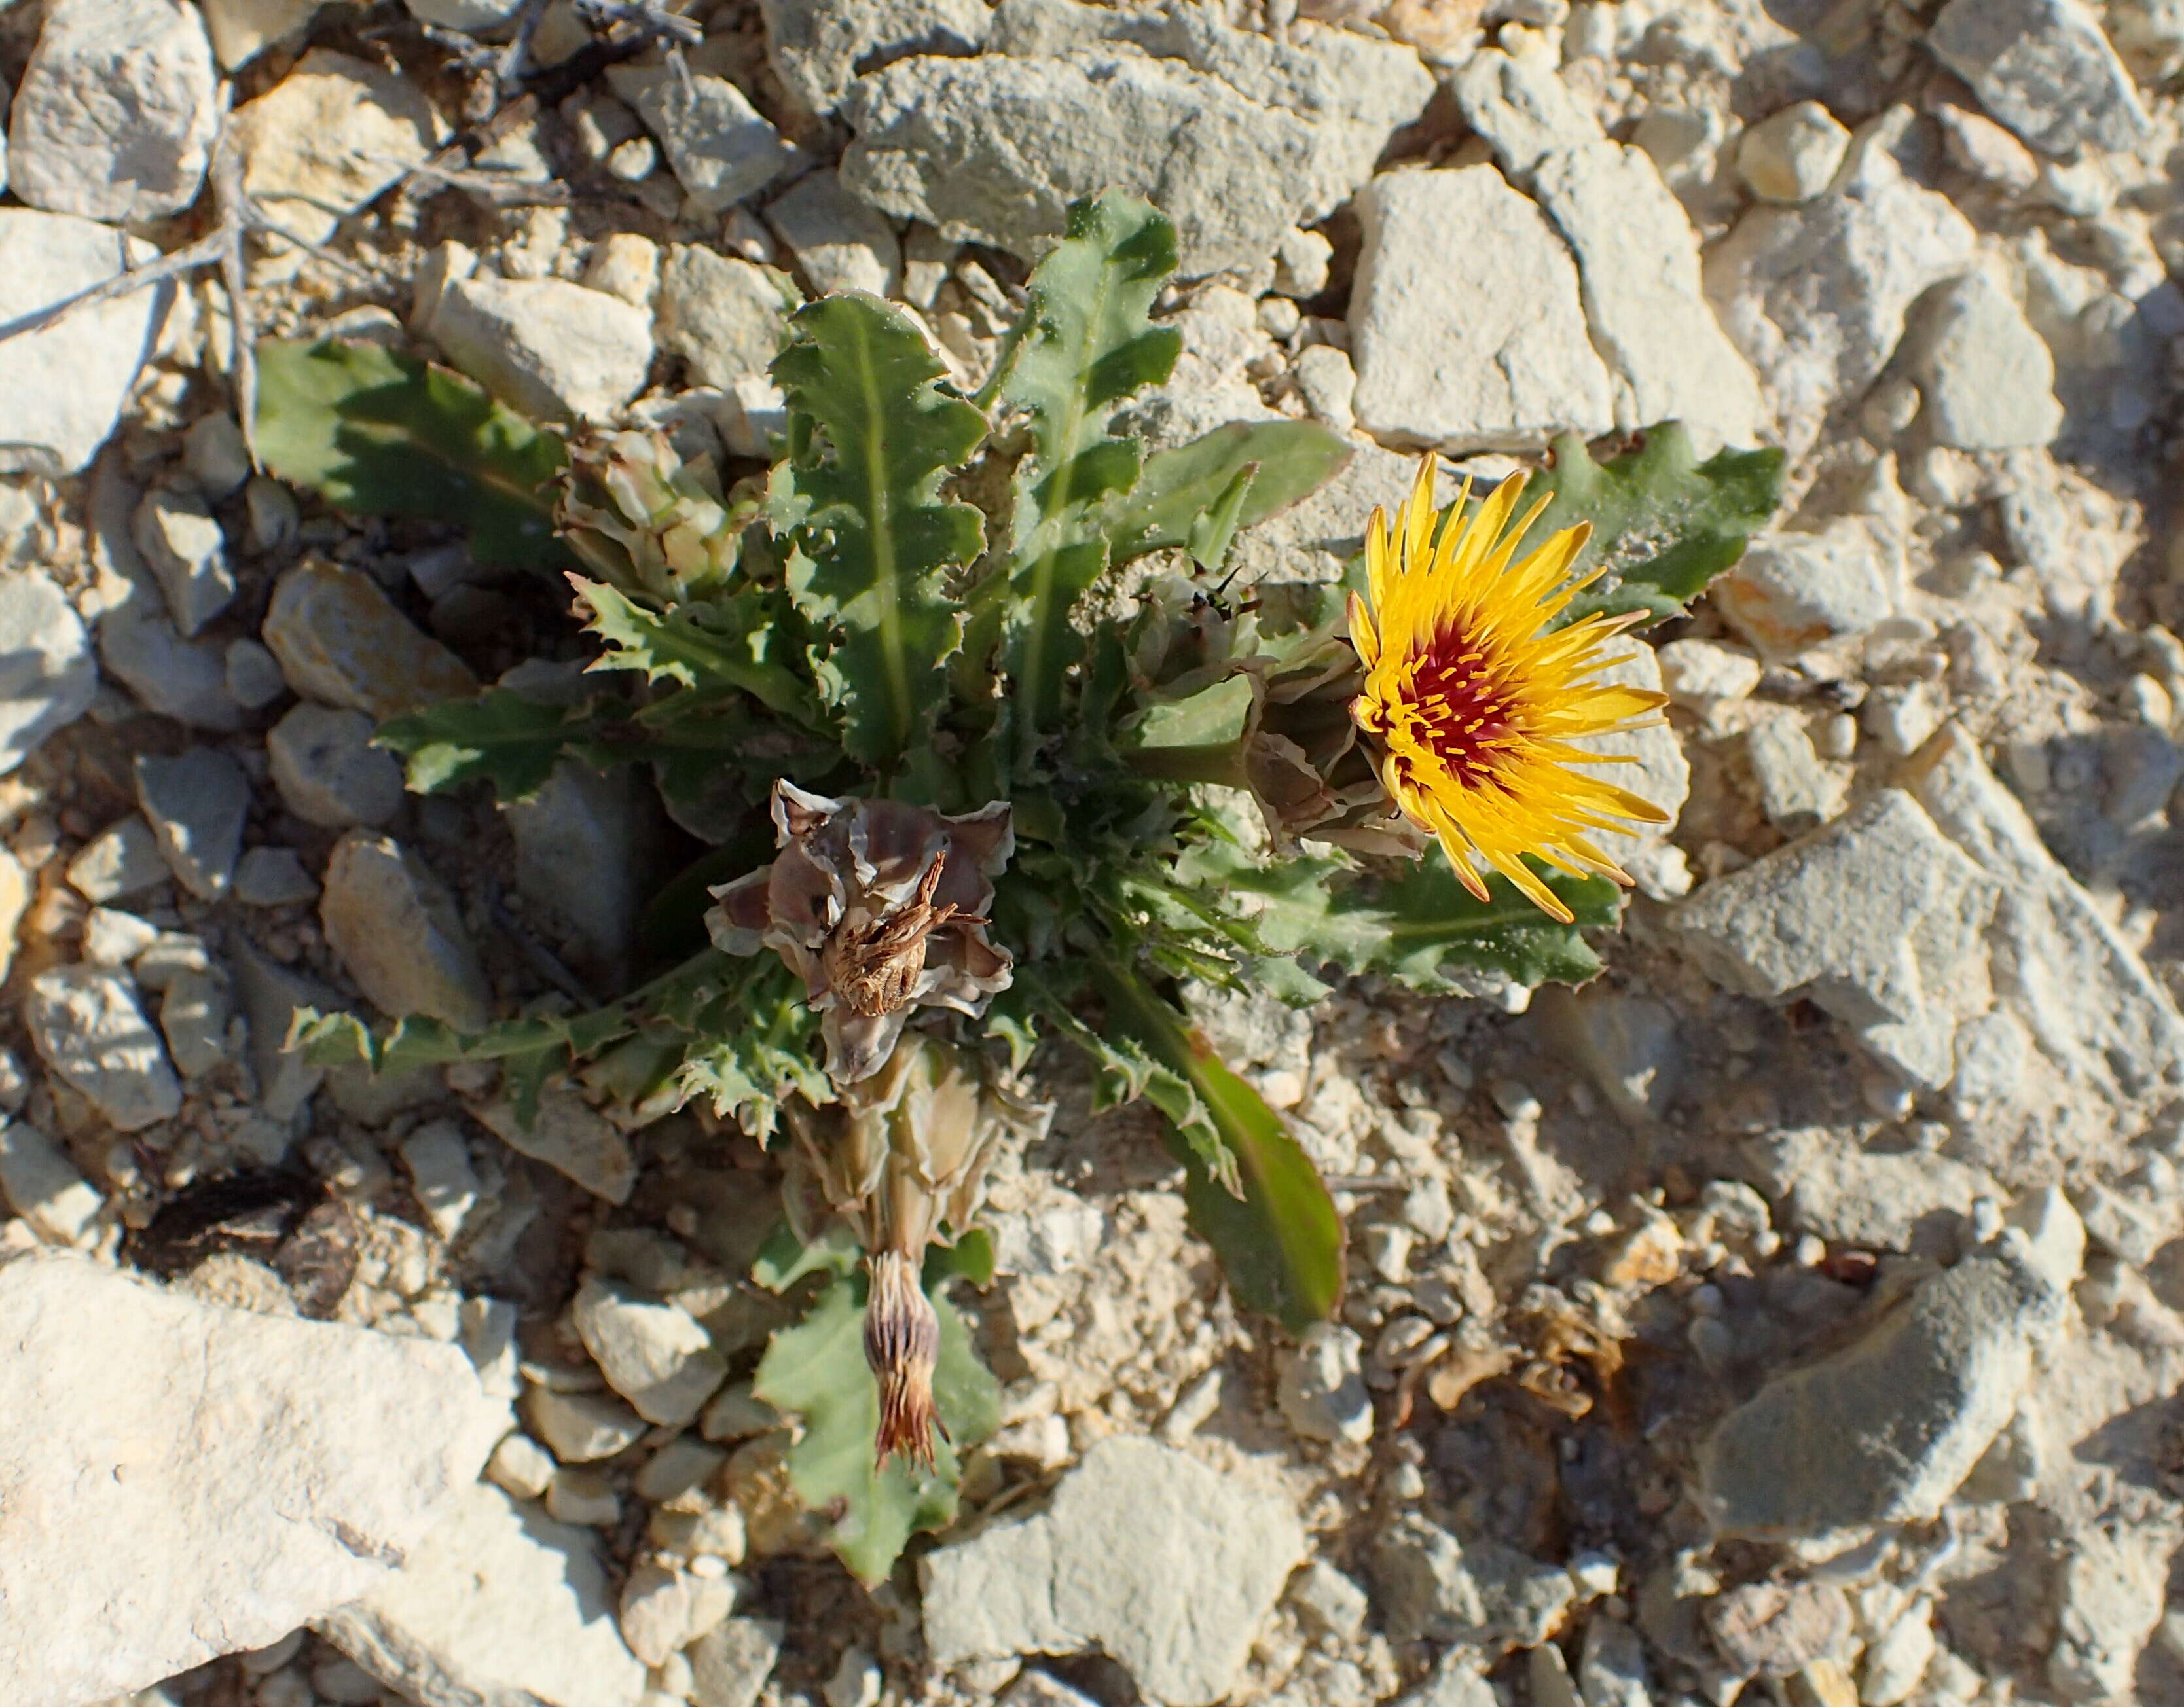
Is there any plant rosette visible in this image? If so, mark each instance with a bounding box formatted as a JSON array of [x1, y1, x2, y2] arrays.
[[263, 190, 1784, 1581]]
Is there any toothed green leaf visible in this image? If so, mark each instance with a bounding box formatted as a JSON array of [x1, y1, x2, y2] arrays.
[[767, 294, 987, 772], [574, 577, 822, 726], [1108, 419, 1355, 562], [994, 191, 1182, 750], [376, 687, 616, 802], [752, 1267, 999, 1585], [253, 338, 572, 569], [1509, 422, 1786, 626], [1180, 837, 1618, 993]]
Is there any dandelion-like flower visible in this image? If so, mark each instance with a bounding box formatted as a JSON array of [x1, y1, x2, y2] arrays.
[[1348, 458, 1670, 924]]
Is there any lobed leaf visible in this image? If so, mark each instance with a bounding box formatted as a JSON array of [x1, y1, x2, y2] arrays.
[[1182, 838, 1619, 994], [994, 191, 1182, 752], [1107, 420, 1355, 563], [1506, 422, 1786, 626], [253, 338, 572, 569], [752, 1267, 1000, 1584], [767, 294, 987, 772], [573, 577, 822, 727]]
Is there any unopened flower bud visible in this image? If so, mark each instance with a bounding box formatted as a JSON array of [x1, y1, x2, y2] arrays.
[[558, 428, 755, 606]]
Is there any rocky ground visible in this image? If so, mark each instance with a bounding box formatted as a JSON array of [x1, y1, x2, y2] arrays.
[[3, 0, 2184, 1704]]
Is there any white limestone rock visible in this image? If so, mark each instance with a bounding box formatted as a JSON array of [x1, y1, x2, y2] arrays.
[[1453, 48, 1763, 453], [1697, 1250, 2064, 1538], [1902, 727, 2184, 1107], [136, 747, 251, 901], [765, 169, 902, 298], [1703, 115, 1976, 455], [5, 0, 218, 223], [0, 570, 98, 772], [430, 276, 655, 425], [25, 965, 184, 1131], [759, 0, 991, 117], [656, 246, 796, 392], [608, 64, 793, 217], [572, 1276, 728, 1428], [920, 1435, 1306, 1706], [200, 0, 324, 69], [1929, 0, 2150, 158], [317, 1482, 648, 1707], [234, 50, 444, 245], [0, 211, 174, 476], [1668, 789, 2003, 1090], [67, 815, 168, 904], [0, 1121, 104, 1245], [1277, 1322, 1372, 1443], [1349, 166, 1613, 454], [268, 702, 405, 829], [1735, 101, 1850, 204], [132, 486, 236, 637], [320, 831, 494, 1033], [1711, 516, 1895, 660], [0, 1253, 505, 1707], [263, 558, 480, 720], [1904, 272, 2062, 451], [842, 17, 1431, 276]]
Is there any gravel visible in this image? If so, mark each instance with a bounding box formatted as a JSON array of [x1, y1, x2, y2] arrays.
[[5, 5, 2184, 1703]]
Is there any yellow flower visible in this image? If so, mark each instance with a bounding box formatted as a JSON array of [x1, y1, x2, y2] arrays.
[[1348, 458, 1670, 924]]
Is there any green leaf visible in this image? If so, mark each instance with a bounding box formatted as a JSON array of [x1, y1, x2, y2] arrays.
[[1119, 675, 1256, 753], [768, 295, 987, 772], [253, 338, 571, 569], [1508, 422, 1785, 626], [1185, 461, 1257, 575], [671, 963, 830, 1145], [575, 577, 821, 726], [1184, 838, 1619, 994], [1089, 958, 1343, 1333], [752, 1219, 862, 1291], [376, 687, 612, 802], [752, 1270, 1000, 1585], [1108, 420, 1355, 562], [995, 191, 1182, 750]]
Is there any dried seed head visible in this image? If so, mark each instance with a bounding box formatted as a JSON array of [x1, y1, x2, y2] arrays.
[[865, 1248, 943, 1469], [558, 428, 754, 606], [706, 782, 1015, 1085], [782, 1035, 1051, 1467]]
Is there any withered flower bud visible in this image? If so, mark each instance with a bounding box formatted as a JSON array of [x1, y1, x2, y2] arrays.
[[784, 1035, 1051, 1467], [706, 782, 1015, 1085], [865, 1249, 941, 1469]]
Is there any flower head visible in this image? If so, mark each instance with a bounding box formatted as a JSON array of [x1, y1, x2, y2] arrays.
[[707, 782, 1015, 1084], [1348, 459, 1669, 923]]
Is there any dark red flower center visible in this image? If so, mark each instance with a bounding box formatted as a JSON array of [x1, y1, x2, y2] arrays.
[[1408, 628, 1516, 786]]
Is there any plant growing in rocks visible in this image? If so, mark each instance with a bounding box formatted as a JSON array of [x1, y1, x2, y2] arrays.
[[256, 190, 1783, 1580]]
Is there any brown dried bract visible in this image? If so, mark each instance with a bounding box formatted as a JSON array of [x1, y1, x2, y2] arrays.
[[706, 781, 1015, 1085]]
